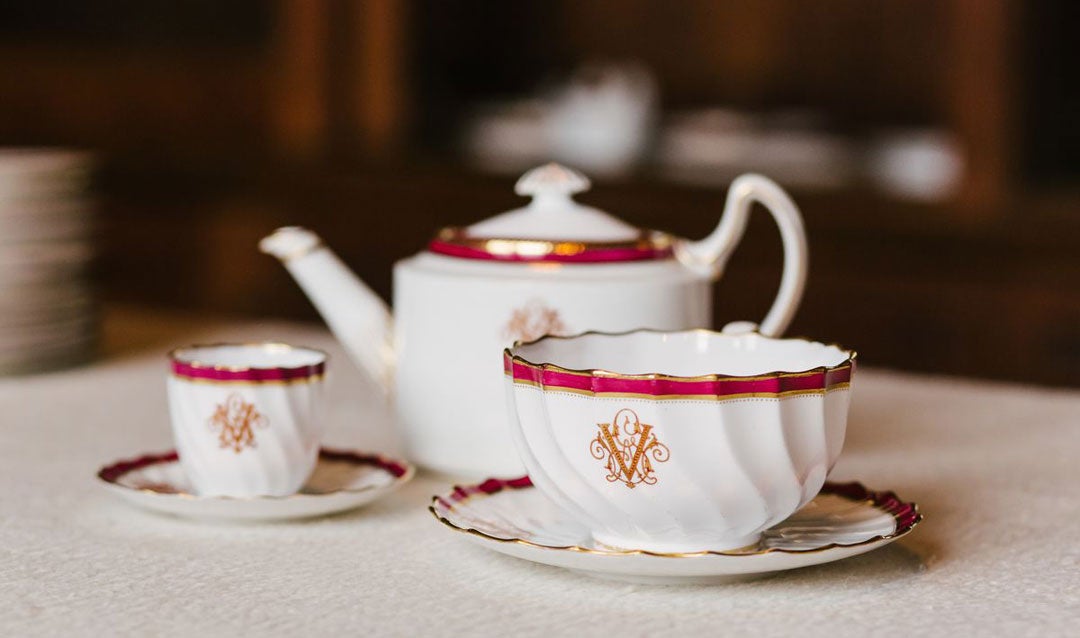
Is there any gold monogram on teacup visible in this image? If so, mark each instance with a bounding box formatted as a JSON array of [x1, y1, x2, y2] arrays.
[[208, 393, 268, 454], [590, 409, 670, 489]]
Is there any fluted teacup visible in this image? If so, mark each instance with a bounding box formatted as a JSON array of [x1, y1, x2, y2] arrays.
[[504, 328, 855, 553]]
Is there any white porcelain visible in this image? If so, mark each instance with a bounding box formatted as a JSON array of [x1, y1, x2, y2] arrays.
[[431, 477, 919, 584], [546, 63, 657, 177], [0, 203, 94, 243], [657, 108, 857, 190], [504, 328, 855, 553], [0, 239, 93, 285], [98, 448, 414, 522], [260, 163, 808, 477], [166, 343, 328, 497], [465, 99, 551, 173], [0, 299, 96, 332], [0, 334, 96, 375], [867, 129, 964, 202], [0, 315, 97, 350], [0, 148, 94, 200], [464, 64, 656, 177], [0, 148, 98, 377]]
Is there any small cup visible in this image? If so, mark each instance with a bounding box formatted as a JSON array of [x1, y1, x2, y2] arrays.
[[504, 329, 855, 553], [167, 343, 327, 497]]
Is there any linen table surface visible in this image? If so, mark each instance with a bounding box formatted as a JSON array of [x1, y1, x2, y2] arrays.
[[1, 308, 1077, 637]]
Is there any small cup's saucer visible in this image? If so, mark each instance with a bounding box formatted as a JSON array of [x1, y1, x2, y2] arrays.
[[99, 448, 414, 522], [431, 478, 920, 584]]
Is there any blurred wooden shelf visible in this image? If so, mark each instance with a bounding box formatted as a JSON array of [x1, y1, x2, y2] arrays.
[[3, 0, 1077, 385]]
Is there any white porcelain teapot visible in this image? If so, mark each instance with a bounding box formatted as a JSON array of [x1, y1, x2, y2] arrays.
[[259, 163, 807, 477]]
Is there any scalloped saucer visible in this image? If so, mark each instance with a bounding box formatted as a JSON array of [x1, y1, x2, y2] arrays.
[[431, 478, 920, 584], [98, 448, 414, 522]]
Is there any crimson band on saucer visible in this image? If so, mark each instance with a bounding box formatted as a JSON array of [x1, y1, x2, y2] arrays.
[[430, 476, 922, 557], [429, 227, 674, 263], [98, 448, 412, 491]]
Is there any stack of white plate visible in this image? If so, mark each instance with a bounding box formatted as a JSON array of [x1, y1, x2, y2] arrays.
[[0, 149, 98, 375]]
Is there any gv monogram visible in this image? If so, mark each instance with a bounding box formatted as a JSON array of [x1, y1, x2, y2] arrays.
[[590, 408, 670, 488], [208, 393, 268, 453]]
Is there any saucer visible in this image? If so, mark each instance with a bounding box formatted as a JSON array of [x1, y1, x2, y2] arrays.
[[430, 478, 920, 584], [99, 448, 414, 522]]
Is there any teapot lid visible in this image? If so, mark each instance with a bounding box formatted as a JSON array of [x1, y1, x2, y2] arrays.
[[428, 163, 673, 263]]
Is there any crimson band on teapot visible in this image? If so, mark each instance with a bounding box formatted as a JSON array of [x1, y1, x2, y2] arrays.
[[428, 228, 674, 263]]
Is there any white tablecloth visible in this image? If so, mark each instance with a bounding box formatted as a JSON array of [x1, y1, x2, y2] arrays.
[[1, 308, 1078, 637]]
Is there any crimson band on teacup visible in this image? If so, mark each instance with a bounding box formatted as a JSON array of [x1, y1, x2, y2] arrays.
[[169, 343, 327, 383], [505, 357, 852, 398], [503, 330, 855, 400]]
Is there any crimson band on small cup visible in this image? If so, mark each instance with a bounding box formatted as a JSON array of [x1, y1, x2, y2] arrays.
[[169, 360, 325, 382]]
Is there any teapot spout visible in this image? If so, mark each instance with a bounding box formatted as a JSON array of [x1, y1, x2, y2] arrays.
[[260, 227, 394, 395]]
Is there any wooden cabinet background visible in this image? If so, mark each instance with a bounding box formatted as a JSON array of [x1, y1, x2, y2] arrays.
[[1, 0, 1078, 385]]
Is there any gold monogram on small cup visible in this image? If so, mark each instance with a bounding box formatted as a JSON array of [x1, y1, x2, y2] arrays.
[[590, 408, 670, 488], [207, 393, 268, 453]]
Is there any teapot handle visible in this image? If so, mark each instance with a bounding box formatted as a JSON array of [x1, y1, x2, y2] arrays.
[[674, 174, 807, 337]]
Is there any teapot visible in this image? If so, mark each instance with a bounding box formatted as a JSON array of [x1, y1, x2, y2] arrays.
[[259, 163, 807, 477]]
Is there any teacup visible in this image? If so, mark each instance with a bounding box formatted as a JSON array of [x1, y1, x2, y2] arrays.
[[167, 343, 327, 497], [503, 328, 855, 553]]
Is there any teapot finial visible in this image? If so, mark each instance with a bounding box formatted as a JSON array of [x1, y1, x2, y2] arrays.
[[515, 163, 591, 200]]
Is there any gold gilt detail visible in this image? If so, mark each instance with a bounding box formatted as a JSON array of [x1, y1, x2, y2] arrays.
[[504, 299, 568, 343], [208, 393, 268, 453], [590, 409, 670, 488]]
